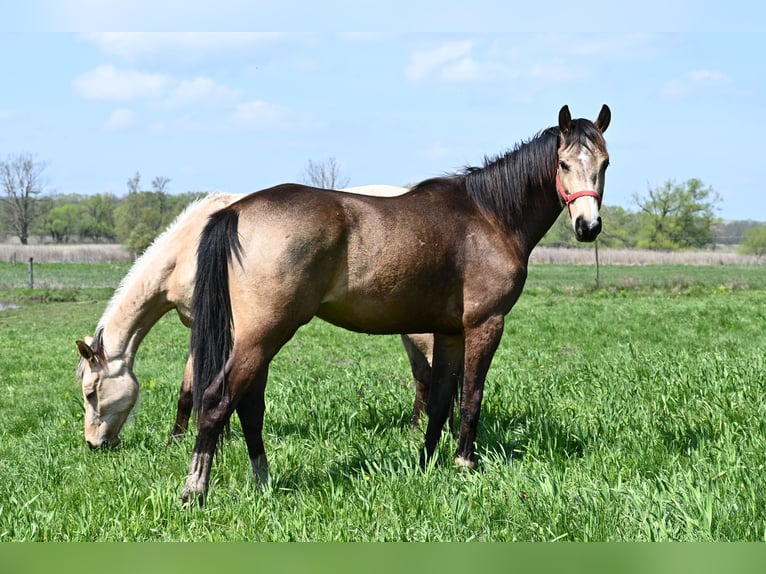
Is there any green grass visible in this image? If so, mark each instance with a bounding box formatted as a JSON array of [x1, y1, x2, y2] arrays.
[[1, 263, 765, 540]]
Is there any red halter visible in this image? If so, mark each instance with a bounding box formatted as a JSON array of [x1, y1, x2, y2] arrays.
[[556, 173, 602, 214]]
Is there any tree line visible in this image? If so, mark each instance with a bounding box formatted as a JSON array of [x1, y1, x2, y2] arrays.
[[2, 153, 766, 257]]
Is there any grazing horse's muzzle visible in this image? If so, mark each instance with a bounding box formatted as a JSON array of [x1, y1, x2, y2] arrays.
[[86, 436, 121, 450], [575, 215, 602, 242]]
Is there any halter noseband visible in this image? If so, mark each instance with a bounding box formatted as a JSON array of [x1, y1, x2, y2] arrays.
[[555, 173, 602, 214]]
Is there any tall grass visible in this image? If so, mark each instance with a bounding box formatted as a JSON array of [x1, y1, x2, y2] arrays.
[[0, 263, 765, 540], [0, 243, 132, 264], [1, 241, 761, 266]]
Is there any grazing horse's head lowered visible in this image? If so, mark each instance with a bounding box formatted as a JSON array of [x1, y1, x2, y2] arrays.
[[76, 333, 138, 449], [556, 104, 611, 242]]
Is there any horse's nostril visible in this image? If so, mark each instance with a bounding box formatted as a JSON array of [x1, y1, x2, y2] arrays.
[[575, 216, 602, 242]]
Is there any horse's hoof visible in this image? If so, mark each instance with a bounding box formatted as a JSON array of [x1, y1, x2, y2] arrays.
[[181, 486, 205, 508], [454, 455, 475, 469], [167, 432, 185, 445]]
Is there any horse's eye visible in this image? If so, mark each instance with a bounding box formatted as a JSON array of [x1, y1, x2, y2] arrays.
[[559, 161, 570, 172]]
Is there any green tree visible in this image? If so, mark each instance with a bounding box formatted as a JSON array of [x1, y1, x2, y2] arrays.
[[598, 205, 640, 248], [634, 178, 720, 250], [38, 203, 85, 243], [739, 225, 766, 257], [114, 191, 169, 255], [80, 193, 118, 242], [113, 173, 197, 256]]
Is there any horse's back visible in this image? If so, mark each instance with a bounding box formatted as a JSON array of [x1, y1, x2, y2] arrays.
[[222, 183, 484, 334]]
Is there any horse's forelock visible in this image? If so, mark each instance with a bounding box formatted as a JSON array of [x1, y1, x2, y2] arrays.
[[562, 119, 607, 154]]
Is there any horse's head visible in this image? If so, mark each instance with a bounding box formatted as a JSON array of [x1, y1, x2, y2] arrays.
[[556, 104, 611, 242], [75, 335, 138, 449]]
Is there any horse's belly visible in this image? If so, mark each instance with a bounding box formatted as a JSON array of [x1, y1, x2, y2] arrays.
[[316, 297, 462, 335]]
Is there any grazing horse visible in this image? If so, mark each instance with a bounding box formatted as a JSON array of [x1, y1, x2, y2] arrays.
[[74, 185, 437, 449], [182, 104, 611, 505]]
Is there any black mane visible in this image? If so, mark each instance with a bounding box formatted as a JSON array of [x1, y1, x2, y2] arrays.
[[462, 127, 559, 228], [410, 119, 606, 230]]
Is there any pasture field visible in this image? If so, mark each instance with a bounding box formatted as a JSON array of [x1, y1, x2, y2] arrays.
[[0, 262, 765, 541]]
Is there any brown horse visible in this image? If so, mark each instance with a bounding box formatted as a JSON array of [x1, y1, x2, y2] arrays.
[[74, 186, 438, 449], [183, 105, 611, 505]]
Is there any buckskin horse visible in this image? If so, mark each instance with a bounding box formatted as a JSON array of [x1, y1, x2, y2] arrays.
[[182, 104, 611, 505]]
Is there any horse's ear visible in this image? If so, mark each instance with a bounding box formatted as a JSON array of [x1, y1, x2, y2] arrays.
[[558, 105, 572, 134], [76, 339, 96, 363], [595, 104, 611, 133]]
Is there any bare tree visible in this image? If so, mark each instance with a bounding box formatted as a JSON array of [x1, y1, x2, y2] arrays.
[[301, 157, 350, 189], [151, 175, 171, 224], [127, 171, 141, 194], [0, 154, 48, 244], [151, 176, 171, 193]]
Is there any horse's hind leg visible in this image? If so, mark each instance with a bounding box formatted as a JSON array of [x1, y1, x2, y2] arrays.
[[236, 368, 269, 486], [181, 364, 236, 506], [420, 334, 464, 468], [169, 354, 194, 442], [401, 334, 432, 428]]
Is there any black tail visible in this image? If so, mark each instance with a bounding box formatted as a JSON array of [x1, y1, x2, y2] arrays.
[[191, 207, 242, 415]]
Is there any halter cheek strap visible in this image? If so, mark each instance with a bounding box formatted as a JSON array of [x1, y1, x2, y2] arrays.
[[556, 173, 602, 213]]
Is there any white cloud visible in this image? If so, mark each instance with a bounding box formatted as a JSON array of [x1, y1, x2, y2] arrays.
[[105, 108, 136, 130], [233, 101, 285, 128], [160, 77, 241, 109], [406, 41, 476, 81], [441, 58, 481, 82], [73, 65, 169, 101], [78, 32, 285, 63], [661, 69, 731, 98]]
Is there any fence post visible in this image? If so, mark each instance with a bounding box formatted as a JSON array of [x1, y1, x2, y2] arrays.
[[594, 239, 600, 289], [28, 257, 34, 289]]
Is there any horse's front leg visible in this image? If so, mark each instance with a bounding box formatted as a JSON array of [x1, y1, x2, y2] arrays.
[[455, 315, 505, 468], [181, 367, 234, 507], [169, 353, 194, 442], [421, 334, 464, 467]]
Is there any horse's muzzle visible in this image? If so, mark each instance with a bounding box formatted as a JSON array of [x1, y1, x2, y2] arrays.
[[86, 436, 121, 450], [575, 216, 602, 242]]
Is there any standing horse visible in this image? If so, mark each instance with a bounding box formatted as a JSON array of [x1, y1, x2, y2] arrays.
[[74, 185, 435, 449], [182, 104, 611, 505]]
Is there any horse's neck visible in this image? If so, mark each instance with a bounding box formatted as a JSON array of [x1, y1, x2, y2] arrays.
[[95, 194, 243, 367], [512, 181, 563, 260], [97, 247, 177, 368]]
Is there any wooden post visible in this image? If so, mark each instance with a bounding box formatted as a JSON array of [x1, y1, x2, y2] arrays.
[[28, 257, 34, 289], [594, 239, 600, 289]]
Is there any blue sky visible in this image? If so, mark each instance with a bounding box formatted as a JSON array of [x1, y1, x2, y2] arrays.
[[1, 2, 764, 221]]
